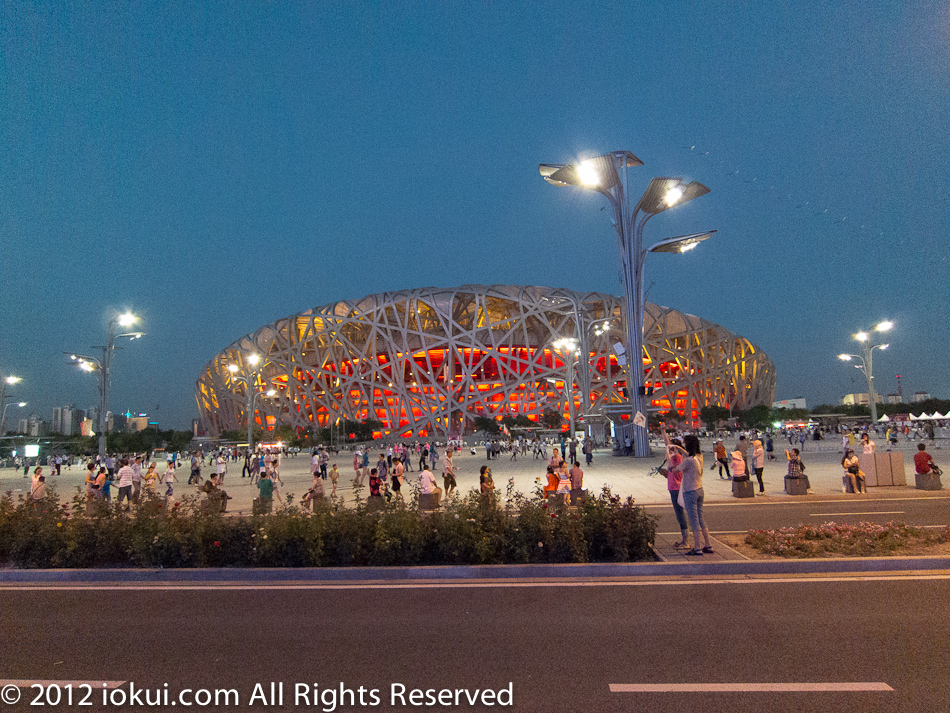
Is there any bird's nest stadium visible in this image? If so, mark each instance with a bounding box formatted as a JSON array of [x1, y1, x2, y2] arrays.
[[196, 285, 775, 438]]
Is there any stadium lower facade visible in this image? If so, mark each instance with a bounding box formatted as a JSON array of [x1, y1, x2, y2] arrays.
[[196, 285, 775, 438]]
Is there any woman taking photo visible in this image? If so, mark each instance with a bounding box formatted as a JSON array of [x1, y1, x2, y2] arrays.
[[672, 434, 714, 556]]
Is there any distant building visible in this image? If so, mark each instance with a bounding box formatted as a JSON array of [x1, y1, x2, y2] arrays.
[[913, 391, 931, 403], [53, 405, 84, 435], [21, 414, 49, 437], [127, 415, 149, 433], [886, 394, 903, 405], [842, 393, 884, 406], [772, 398, 807, 410]]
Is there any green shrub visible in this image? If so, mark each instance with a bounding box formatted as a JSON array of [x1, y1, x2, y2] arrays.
[[0, 485, 658, 569]]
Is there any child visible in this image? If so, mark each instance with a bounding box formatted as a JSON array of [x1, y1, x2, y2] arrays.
[[329, 464, 339, 496], [163, 463, 177, 498]]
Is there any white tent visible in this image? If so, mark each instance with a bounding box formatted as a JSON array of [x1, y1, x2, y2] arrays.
[[933, 412, 947, 420], [877, 414, 890, 422], [909, 413, 919, 421]]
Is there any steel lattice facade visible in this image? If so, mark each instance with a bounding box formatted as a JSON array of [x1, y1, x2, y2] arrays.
[[196, 285, 775, 437]]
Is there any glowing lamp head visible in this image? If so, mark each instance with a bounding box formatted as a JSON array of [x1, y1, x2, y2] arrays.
[[247, 354, 261, 366], [878, 343, 889, 350], [117, 313, 136, 327], [838, 354, 853, 362], [577, 160, 600, 187], [17, 402, 26, 407], [679, 242, 699, 253], [227, 364, 239, 373], [875, 320, 893, 332], [664, 185, 684, 206], [855, 332, 869, 342], [5, 375, 22, 385], [265, 389, 277, 397], [80, 361, 96, 372]]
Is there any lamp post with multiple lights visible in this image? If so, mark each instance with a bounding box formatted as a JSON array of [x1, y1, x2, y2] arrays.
[[68, 312, 145, 458], [550, 337, 580, 435], [540, 151, 715, 457], [837, 320, 893, 425], [0, 375, 23, 434], [1, 401, 26, 435], [227, 354, 275, 449]]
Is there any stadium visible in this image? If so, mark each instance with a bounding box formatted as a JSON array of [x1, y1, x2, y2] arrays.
[[196, 285, 775, 438]]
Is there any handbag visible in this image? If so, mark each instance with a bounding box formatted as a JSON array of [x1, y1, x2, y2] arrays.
[[676, 489, 685, 508]]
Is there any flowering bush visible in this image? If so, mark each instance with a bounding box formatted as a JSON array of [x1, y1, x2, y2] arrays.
[[0, 485, 657, 568], [744, 521, 950, 558]]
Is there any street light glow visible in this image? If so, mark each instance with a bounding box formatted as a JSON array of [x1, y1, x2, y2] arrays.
[[247, 353, 261, 366], [578, 160, 600, 186], [117, 313, 136, 327], [838, 354, 853, 361], [5, 376, 21, 385], [875, 320, 893, 332], [552, 337, 579, 353], [878, 343, 889, 350], [227, 364, 239, 373], [855, 332, 869, 342], [664, 185, 684, 206], [679, 241, 699, 253], [265, 389, 277, 397]]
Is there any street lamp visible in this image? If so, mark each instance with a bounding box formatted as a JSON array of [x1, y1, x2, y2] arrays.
[[0, 375, 23, 434], [227, 353, 267, 449], [67, 312, 145, 459], [1, 400, 26, 434], [838, 320, 892, 425], [551, 338, 580, 435], [540, 151, 714, 456]]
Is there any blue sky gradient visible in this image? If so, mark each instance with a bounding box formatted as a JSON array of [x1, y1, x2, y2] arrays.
[[2, 3, 948, 429]]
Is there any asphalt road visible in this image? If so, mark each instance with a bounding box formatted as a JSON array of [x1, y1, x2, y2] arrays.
[[646, 493, 950, 534], [1, 575, 947, 712]]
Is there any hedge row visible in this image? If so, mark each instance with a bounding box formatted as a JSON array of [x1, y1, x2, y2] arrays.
[[0, 487, 657, 568]]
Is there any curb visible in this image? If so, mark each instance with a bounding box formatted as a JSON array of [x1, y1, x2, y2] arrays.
[[2, 556, 949, 583]]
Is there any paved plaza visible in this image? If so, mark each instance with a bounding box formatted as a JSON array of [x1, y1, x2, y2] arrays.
[[2, 436, 946, 516]]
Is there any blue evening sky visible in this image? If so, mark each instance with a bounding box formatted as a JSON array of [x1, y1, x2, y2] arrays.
[[2, 3, 948, 430]]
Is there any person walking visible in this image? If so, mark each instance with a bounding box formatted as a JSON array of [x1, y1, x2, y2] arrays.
[[163, 462, 177, 499], [329, 463, 339, 497], [713, 439, 730, 479], [583, 438, 593, 466], [671, 434, 713, 556], [441, 448, 458, 498]]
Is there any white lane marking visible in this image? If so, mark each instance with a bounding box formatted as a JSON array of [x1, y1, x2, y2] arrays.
[[644, 496, 950, 508], [808, 511, 904, 516], [0, 680, 126, 688], [610, 682, 894, 692], [2, 575, 949, 591]]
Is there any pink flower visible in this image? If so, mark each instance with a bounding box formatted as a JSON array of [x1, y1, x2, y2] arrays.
[[213, 541, 221, 547]]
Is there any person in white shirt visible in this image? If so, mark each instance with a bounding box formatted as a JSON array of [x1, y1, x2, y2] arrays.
[[116, 459, 135, 509], [216, 454, 227, 483], [419, 468, 441, 496]]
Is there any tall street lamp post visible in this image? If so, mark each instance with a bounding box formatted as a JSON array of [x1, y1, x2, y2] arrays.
[[551, 337, 580, 436], [1, 401, 26, 435], [227, 354, 266, 449], [540, 151, 715, 457], [0, 375, 23, 434], [68, 312, 145, 459], [838, 320, 893, 426]]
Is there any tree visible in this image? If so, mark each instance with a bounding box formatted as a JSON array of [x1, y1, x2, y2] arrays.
[[699, 405, 731, 429], [472, 416, 500, 435], [735, 405, 772, 430], [541, 408, 563, 430]]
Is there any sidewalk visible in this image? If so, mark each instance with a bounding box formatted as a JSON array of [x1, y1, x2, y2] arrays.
[[2, 439, 946, 515]]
